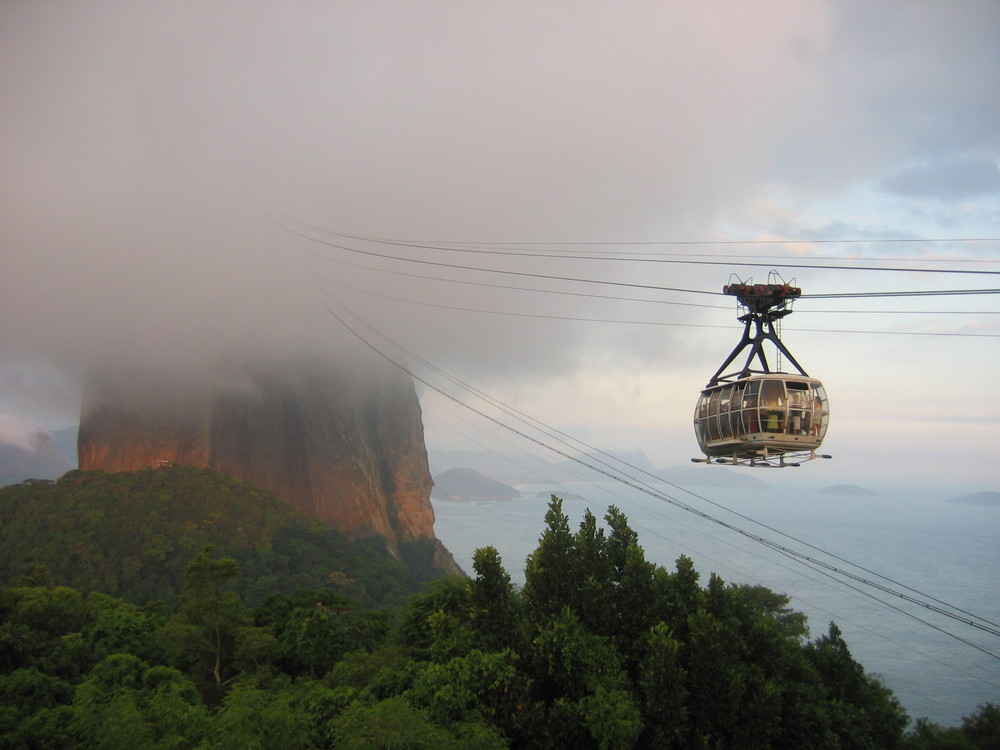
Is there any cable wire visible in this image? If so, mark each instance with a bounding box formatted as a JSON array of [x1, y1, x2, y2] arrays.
[[294, 225, 1000, 275], [284, 224, 1000, 302]]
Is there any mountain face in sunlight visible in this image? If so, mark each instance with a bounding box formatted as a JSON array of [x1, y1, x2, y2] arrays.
[[77, 358, 459, 574]]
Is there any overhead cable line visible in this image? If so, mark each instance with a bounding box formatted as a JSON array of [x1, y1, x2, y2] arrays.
[[292, 238, 999, 315], [805, 289, 1000, 299], [311, 283, 1000, 653], [296, 226, 1000, 276], [284, 225, 715, 297], [285, 226, 1000, 302], [296, 242, 999, 316], [328, 230, 1000, 246], [327, 279, 1000, 338], [291, 244, 728, 310]]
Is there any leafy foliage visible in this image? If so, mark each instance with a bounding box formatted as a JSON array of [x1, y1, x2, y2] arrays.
[[0, 467, 439, 608], [3, 493, 986, 749], [902, 703, 1000, 750]]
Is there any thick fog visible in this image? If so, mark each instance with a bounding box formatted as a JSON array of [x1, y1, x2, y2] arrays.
[[2, 2, 998, 481]]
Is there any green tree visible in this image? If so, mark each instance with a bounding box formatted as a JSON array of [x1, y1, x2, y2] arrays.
[[279, 602, 384, 677], [85, 592, 165, 663], [903, 717, 975, 750], [394, 576, 471, 660], [206, 680, 312, 750], [806, 622, 908, 749], [159, 548, 248, 699], [0, 585, 95, 679], [963, 702, 1000, 749], [733, 582, 809, 640], [326, 696, 506, 750], [0, 667, 75, 748], [406, 648, 525, 731], [525, 607, 640, 748], [523, 498, 578, 622], [71, 654, 209, 749], [636, 622, 688, 748], [468, 546, 524, 654]]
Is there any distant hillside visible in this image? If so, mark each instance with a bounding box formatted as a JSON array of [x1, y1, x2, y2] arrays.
[[0, 466, 452, 608], [948, 491, 1000, 507], [428, 447, 662, 484], [432, 467, 520, 502], [428, 448, 556, 482]]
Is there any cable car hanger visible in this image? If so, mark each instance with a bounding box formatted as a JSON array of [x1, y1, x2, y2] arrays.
[[708, 274, 807, 385]]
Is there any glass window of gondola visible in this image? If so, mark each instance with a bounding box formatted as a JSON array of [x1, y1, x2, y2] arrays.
[[786, 381, 809, 434], [719, 385, 734, 438], [760, 379, 785, 407], [759, 379, 785, 433], [708, 389, 721, 415], [810, 382, 830, 439], [787, 380, 809, 405]]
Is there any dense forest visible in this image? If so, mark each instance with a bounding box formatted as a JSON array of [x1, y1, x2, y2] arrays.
[[1, 474, 997, 748], [0, 467, 444, 609]]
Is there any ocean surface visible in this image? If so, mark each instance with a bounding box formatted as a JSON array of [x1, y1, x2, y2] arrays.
[[431, 480, 1000, 727]]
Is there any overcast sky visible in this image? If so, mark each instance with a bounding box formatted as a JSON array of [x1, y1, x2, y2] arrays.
[[2, 1, 998, 489]]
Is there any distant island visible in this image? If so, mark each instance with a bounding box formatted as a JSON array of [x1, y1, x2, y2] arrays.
[[819, 484, 878, 496], [948, 491, 1000, 507], [431, 467, 521, 502]]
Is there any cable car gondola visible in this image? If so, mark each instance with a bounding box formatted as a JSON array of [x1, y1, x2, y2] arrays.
[[692, 274, 831, 467]]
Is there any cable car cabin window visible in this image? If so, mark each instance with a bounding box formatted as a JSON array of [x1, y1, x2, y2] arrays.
[[759, 379, 785, 407], [759, 379, 785, 433], [786, 381, 810, 434], [707, 414, 720, 441], [719, 385, 734, 438], [708, 390, 720, 416], [738, 380, 758, 432], [786, 380, 809, 406], [704, 389, 721, 440], [810, 382, 830, 439], [728, 383, 746, 437]]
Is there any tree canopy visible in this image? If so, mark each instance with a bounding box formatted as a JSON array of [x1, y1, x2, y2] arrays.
[[0, 467, 442, 608], [3, 494, 991, 748]]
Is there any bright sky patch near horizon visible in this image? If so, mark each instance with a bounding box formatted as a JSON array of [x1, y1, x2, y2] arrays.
[[1, 1, 998, 490]]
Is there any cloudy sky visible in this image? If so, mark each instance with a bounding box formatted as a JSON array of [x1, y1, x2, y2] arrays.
[[2, 1, 998, 489]]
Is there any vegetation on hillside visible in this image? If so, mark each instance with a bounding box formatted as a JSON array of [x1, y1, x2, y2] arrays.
[[1, 484, 993, 748], [0, 467, 443, 609]]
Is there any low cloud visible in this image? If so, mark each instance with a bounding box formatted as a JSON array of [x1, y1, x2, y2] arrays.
[[1, 1, 997, 458]]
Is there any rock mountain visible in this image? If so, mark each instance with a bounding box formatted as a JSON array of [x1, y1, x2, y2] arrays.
[[78, 359, 460, 574]]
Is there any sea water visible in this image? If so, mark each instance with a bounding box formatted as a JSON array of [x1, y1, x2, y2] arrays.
[[431, 481, 1000, 727]]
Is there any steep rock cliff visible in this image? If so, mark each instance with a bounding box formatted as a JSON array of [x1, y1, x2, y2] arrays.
[[78, 360, 459, 573]]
